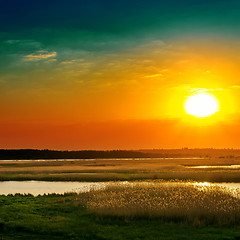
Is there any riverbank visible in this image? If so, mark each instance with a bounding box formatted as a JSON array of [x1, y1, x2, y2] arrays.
[[0, 194, 240, 240]]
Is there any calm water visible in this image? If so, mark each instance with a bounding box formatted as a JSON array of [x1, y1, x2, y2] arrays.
[[0, 181, 106, 196], [186, 165, 240, 169], [0, 180, 239, 197]]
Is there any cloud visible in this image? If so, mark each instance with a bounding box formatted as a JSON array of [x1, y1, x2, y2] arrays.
[[144, 73, 164, 78], [4, 39, 43, 49], [189, 88, 223, 93], [230, 85, 240, 89], [60, 59, 85, 64], [61, 60, 76, 64], [47, 59, 57, 62], [24, 51, 57, 61]]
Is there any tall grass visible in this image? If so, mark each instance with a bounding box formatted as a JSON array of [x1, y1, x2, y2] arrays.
[[78, 180, 240, 226]]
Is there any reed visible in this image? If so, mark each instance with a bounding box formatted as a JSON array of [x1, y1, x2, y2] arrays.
[[78, 180, 240, 226]]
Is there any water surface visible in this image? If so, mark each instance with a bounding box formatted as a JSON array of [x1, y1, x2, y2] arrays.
[[0, 181, 106, 196], [186, 165, 240, 169]]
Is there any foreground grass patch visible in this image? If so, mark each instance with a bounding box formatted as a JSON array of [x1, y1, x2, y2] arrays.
[[78, 180, 240, 227], [0, 185, 239, 239]]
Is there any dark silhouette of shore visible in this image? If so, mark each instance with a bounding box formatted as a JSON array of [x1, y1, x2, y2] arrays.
[[0, 149, 148, 160], [0, 148, 240, 160]]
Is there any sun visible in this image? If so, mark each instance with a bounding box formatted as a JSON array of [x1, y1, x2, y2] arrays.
[[184, 93, 219, 117]]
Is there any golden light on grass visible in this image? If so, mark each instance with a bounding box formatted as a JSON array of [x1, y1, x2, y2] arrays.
[[78, 180, 240, 226], [184, 93, 219, 117]]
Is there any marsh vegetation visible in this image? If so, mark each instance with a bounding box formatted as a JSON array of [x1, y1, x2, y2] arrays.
[[78, 180, 240, 227], [1, 157, 240, 182], [0, 190, 240, 240], [1, 158, 240, 239]]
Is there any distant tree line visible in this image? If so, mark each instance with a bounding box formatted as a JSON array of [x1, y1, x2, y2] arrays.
[[138, 148, 240, 158], [0, 149, 150, 160], [0, 148, 239, 160]]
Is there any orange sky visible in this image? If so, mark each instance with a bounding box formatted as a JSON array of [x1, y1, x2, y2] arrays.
[[1, 118, 240, 150], [1, 38, 240, 149]]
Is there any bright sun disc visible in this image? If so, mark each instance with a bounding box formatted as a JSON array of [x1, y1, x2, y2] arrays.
[[184, 93, 219, 117]]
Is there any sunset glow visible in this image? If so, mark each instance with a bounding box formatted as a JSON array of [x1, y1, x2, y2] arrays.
[[184, 93, 219, 118]]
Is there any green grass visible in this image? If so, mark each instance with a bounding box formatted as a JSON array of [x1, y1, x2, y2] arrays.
[[0, 192, 240, 239]]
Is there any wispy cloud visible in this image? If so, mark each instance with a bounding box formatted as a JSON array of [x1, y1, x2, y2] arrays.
[[230, 85, 240, 89], [4, 39, 43, 51], [24, 51, 57, 61], [171, 86, 225, 93], [61, 60, 76, 64], [60, 58, 86, 65], [189, 88, 223, 93], [144, 73, 164, 78]]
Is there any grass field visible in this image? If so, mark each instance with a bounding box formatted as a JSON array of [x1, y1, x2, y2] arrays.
[[0, 158, 240, 182], [0, 193, 240, 240]]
